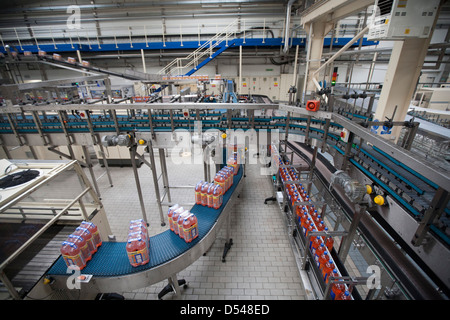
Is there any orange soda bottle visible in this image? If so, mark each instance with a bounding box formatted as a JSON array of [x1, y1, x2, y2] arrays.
[[310, 236, 321, 254], [201, 182, 210, 206], [322, 259, 336, 283], [73, 227, 96, 255], [195, 181, 204, 204], [182, 213, 198, 243], [325, 235, 334, 251], [171, 207, 185, 235], [61, 241, 86, 270], [317, 250, 329, 270], [214, 174, 225, 193], [330, 274, 346, 300], [212, 184, 223, 209], [314, 243, 326, 267], [207, 183, 215, 208], [167, 204, 180, 231], [176, 210, 191, 238], [336, 290, 352, 300], [80, 221, 102, 248]]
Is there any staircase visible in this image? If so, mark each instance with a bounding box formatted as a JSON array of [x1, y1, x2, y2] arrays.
[[158, 19, 239, 77]]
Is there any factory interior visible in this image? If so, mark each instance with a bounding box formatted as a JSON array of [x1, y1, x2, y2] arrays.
[[0, 0, 449, 306]]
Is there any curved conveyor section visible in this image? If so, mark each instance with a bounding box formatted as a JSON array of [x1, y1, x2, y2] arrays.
[[45, 166, 244, 293]]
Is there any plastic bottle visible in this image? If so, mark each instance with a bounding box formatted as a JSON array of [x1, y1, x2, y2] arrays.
[[176, 210, 191, 238], [330, 275, 346, 300], [61, 241, 86, 270], [226, 166, 234, 188], [126, 235, 149, 267], [171, 207, 185, 235], [182, 213, 199, 243], [317, 220, 326, 231], [325, 235, 335, 251], [310, 236, 321, 255], [299, 212, 308, 230], [302, 217, 312, 235], [322, 259, 336, 283], [195, 181, 204, 205], [73, 227, 96, 255], [336, 290, 352, 300], [67, 234, 91, 262], [80, 221, 102, 248], [214, 173, 226, 192], [129, 220, 149, 244], [306, 222, 316, 237], [317, 251, 329, 270], [200, 182, 209, 206], [314, 215, 323, 226], [212, 184, 223, 209], [314, 243, 326, 267], [207, 183, 215, 208], [167, 204, 180, 231]]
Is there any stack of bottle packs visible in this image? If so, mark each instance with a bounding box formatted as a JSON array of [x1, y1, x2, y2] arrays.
[[168, 204, 199, 243], [60, 221, 102, 270], [126, 219, 150, 267]]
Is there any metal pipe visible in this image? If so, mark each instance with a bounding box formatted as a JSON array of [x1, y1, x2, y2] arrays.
[[313, 25, 370, 76], [283, 0, 296, 53]]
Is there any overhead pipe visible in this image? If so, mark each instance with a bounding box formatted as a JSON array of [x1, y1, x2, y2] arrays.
[[283, 0, 296, 53]]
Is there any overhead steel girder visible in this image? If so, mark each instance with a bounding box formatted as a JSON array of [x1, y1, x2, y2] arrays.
[[301, 0, 374, 25]]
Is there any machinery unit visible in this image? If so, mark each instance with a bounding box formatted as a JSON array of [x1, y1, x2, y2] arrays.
[[367, 0, 441, 40]]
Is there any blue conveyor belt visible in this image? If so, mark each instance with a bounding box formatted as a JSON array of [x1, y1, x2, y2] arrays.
[[46, 166, 243, 277]]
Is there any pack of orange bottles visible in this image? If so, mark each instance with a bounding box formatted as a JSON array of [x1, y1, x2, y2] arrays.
[[67, 234, 91, 263], [224, 166, 234, 189], [176, 210, 192, 240], [168, 204, 181, 231], [73, 226, 96, 255], [126, 235, 149, 267], [322, 259, 336, 283], [194, 181, 204, 205], [80, 221, 102, 248], [61, 241, 86, 270], [212, 184, 223, 209], [182, 213, 198, 243]]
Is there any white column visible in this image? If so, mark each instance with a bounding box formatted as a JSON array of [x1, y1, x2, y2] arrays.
[[373, 38, 431, 142]]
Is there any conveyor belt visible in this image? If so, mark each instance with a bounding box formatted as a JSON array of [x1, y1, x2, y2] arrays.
[[286, 141, 445, 300], [46, 165, 243, 277]]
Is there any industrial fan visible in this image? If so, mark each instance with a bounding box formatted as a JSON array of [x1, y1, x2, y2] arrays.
[[0, 169, 41, 189]]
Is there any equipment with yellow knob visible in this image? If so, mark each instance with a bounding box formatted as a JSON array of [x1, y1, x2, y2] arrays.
[[374, 195, 385, 206]]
